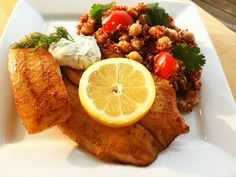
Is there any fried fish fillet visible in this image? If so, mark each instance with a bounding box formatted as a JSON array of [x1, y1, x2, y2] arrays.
[[58, 79, 162, 166], [63, 67, 189, 148], [139, 77, 189, 148], [61, 66, 83, 85], [8, 48, 71, 134]]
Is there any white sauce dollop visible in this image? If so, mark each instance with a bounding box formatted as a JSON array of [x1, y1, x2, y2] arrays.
[[49, 35, 101, 70]]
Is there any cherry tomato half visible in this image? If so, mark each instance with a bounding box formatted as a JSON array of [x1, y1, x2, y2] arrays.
[[102, 10, 134, 33], [154, 51, 178, 79]]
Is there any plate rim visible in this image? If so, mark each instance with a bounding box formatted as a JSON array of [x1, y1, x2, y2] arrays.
[[1, 0, 236, 176]]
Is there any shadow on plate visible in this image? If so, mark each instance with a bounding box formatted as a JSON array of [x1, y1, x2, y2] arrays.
[[67, 146, 106, 168], [4, 99, 26, 144]]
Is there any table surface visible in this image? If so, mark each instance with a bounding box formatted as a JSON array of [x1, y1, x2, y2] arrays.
[[0, 0, 236, 101]]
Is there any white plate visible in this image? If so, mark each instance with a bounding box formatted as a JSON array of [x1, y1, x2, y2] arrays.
[[0, 0, 236, 176]]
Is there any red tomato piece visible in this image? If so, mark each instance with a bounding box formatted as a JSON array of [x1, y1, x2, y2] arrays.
[[154, 51, 178, 79], [102, 10, 134, 33]]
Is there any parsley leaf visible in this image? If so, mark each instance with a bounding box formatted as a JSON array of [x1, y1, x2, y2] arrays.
[[90, 2, 115, 25], [146, 3, 169, 27], [172, 43, 206, 71]]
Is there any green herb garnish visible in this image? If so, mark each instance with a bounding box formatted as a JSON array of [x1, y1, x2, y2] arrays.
[[172, 43, 206, 71], [146, 3, 169, 27], [11, 26, 73, 50], [90, 2, 115, 25]]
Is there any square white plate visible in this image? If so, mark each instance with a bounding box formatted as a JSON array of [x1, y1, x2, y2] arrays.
[[0, 0, 236, 176]]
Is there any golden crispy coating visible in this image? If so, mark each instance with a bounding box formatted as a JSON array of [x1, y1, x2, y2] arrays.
[[8, 48, 71, 134], [139, 77, 189, 148], [58, 79, 161, 166], [61, 67, 83, 86], [63, 69, 189, 149]]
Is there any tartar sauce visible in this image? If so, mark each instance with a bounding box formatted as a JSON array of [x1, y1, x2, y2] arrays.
[[49, 35, 101, 70]]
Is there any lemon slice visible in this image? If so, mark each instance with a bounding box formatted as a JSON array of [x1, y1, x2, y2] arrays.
[[79, 58, 156, 127]]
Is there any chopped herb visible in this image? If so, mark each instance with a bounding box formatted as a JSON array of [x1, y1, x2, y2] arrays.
[[90, 2, 115, 25], [11, 26, 73, 50], [146, 3, 169, 27], [172, 43, 206, 71]]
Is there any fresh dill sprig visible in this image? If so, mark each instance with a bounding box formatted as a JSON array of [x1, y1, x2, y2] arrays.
[[11, 26, 73, 50]]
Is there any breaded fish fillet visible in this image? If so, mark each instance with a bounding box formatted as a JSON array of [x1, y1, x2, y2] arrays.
[[139, 77, 189, 148], [63, 67, 189, 148], [8, 48, 71, 134], [58, 79, 162, 166], [61, 66, 83, 86]]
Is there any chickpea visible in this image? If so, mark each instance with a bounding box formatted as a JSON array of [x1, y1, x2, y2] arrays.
[[166, 28, 178, 41], [129, 23, 142, 36], [127, 6, 138, 17], [181, 30, 195, 43], [157, 36, 171, 46], [148, 27, 156, 38], [81, 22, 95, 35], [119, 34, 130, 41], [117, 41, 132, 53], [131, 38, 142, 50], [137, 14, 147, 25], [127, 51, 142, 62]]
